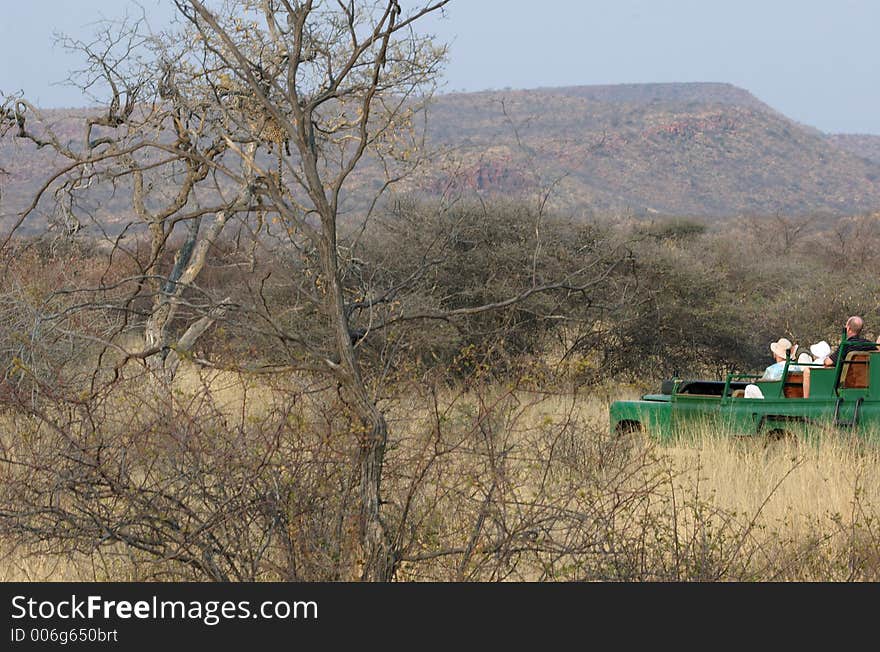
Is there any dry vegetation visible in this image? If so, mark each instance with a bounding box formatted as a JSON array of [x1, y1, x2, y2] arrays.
[[4, 204, 880, 582], [3, 1, 880, 583], [3, 381, 880, 582], [3, 202, 880, 582]]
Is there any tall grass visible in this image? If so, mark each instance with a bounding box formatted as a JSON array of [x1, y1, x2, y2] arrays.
[[3, 379, 880, 581]]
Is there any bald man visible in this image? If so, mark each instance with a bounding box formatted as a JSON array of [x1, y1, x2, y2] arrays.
[[822, 316, 877, 367]]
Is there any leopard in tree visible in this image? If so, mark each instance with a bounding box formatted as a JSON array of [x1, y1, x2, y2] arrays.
[[256, 113, 291, 189], [218, 74, 292, 192]]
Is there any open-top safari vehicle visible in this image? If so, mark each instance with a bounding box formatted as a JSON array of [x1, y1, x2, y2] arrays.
[[609, 337, 880, 440]]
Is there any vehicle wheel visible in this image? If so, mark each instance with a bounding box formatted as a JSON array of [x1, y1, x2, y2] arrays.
[[763, 428, 796, 450], [615, 420, 643, 436], [613, 420, 646, 455]]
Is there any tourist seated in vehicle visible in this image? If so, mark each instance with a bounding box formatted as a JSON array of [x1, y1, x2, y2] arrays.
[[799, 341, 829, 399], [810, 341, 831, 363], [821, 316, 876, 366], [802, 319, 878, 398], [760, 337, 801, 381]]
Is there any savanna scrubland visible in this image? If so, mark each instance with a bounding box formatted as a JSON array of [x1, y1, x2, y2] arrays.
[[3, 204, 880, 582], [3, 0, 880, 583]]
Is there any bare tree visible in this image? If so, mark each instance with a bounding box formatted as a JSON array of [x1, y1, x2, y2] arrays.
[[1, 1, 637, 582], [3, 0, 451, 581]]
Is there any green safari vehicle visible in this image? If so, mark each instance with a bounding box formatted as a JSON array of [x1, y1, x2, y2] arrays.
[[609, 339, 880, 440]]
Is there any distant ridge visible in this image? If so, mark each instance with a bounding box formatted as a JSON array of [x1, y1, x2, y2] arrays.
[[826, 133, 880, 165], [413, 82, 880, 218], [537, 82, 770, 110], [4, 82, 880, 229]]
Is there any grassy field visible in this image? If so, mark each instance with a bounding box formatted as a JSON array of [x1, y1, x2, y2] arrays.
[[3, 372, 879, 582]]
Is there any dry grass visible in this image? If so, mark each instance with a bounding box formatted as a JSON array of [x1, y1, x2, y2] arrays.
[[3, 380, 880, 581], [0, 545, 143, 582], [663, 433, 880, 532]]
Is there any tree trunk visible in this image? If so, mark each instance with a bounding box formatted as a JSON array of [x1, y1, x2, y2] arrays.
[[358, 412, 393, 581], [143, 301, 172, 374], [319, 237, 394, 581]]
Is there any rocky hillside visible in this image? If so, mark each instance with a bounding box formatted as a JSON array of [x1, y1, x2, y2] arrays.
[[4, 83, 880, 230], [414, 83, 880, 217], [826, 133, 880, 165]]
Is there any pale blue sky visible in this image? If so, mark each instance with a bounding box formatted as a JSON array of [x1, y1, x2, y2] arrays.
[[2, 1, 879, 134]]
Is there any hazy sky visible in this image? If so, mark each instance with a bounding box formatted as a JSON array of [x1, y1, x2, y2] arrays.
[[2, 0, 879, 134]]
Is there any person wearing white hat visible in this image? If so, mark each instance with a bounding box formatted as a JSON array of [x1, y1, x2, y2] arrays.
[[810, 341, 831, 362], [801, 342, 830, 399], [803, 324, 875, 397], [760, 337, 800, 381]]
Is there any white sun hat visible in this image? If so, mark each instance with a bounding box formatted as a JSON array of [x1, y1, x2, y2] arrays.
[[809, 341, 832, 361], [770, 338, 797, 359]]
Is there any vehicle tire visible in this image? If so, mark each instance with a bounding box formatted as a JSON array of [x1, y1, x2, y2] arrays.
[[613, 420, 646, 456], [763, 428, 796, 450], [615, 420, 643, 436]]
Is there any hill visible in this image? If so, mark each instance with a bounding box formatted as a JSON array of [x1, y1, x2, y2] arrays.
[[826, 133, 880, 164], [4, 83, 880, 229], [414, 82, 880, 217]]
